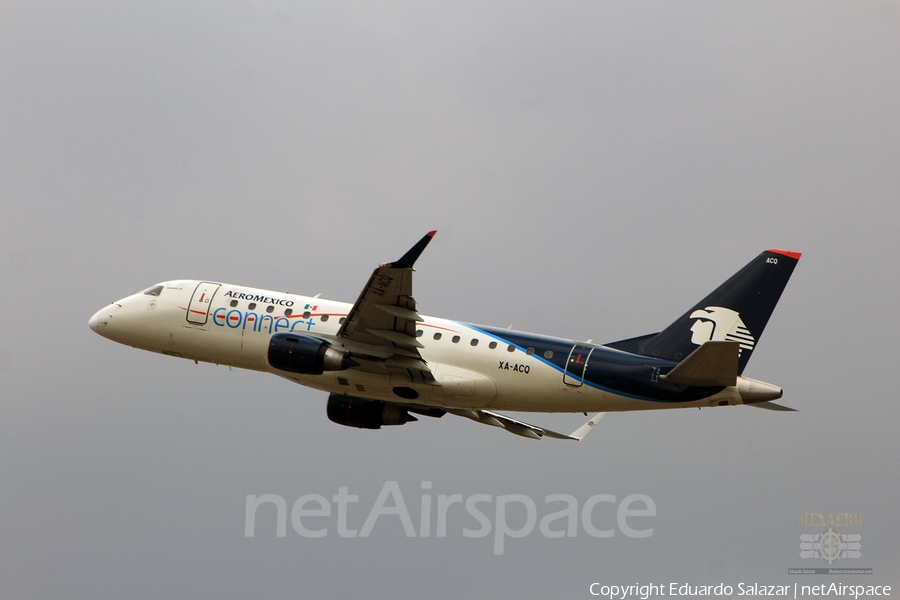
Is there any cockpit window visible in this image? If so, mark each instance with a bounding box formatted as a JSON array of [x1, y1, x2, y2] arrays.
[[143, 285, 163, 296]]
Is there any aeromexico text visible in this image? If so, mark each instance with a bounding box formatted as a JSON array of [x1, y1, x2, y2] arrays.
[[223, 290, 295, 307]]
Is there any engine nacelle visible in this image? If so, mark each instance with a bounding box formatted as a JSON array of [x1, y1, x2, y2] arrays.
[[267, 333, 353, 375], [326, 393, 417, 429]]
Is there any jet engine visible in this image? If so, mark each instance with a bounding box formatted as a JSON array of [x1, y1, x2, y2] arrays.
[[326, 393, 417, 429], [267, 333, 354, 375]]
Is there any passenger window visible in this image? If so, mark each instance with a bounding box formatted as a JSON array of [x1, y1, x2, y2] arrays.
[[284, 309, 293, 316], [470, 339, 478, 346], [543, 350, 554, 359], [526, 347, 535, 356], [143, 285, 163, 296], [489, 341, 497, 349], [248, 303, 257, 310], [266, 306, 274, 314], [339, 317, 346, 324], [507, 345, 515, 352], [434, 332, 442, 340], [321, 314, 329, 322], [452, 335, 460, 343], [416, 330, 423, 337], [303, 311, 311, 319], [230, 300, 238, 307]]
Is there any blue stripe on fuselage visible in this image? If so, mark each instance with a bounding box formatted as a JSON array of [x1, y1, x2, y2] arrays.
[[466, 324, 720, 403]]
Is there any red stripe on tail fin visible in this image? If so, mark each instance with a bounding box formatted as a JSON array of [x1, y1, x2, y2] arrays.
[[767, 248, 802, 260]]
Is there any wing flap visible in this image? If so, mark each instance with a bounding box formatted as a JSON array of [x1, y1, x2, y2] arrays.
[[366, 328, 425, 349], [376, 304, 424, 322]]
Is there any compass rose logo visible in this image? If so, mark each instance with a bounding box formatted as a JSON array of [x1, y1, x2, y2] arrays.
[[819, 529, 841, 564], [799, 528, 862, 563]]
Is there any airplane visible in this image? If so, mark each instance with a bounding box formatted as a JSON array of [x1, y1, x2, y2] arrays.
[[88, 232, 801, 441]]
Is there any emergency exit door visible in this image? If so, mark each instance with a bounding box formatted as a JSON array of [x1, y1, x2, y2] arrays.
[[563, 343, 594, 387]]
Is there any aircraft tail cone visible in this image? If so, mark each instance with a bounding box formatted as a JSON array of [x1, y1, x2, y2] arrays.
[[737, 376, 783, 404]]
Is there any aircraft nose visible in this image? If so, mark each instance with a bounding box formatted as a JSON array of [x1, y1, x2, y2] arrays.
[[88, 311, 100, 333], [88, 306, 112, 335], [88, 299, 154, 346]]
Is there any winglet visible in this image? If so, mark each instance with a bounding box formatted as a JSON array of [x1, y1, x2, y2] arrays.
[[567, 412, 606, 441], [389, 231, 437, 269], [538, 411, 606, 440]]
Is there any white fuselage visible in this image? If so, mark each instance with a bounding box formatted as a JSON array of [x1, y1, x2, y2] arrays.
[[90, 280, 744, 413]]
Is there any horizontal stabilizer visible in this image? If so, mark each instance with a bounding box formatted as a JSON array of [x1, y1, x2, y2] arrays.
[[660, 340, 739, 387], [748, 401, 797, 412]]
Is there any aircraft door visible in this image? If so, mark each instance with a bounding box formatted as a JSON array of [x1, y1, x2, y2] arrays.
[[563, 343, 594, 387], [186, 282, 221, 325]]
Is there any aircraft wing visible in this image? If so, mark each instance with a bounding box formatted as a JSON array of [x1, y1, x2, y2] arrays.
[[446, 408, 605, 441], [336, 231, 437, 384]]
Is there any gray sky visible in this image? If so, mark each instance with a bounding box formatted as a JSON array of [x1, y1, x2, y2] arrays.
[[2, 2, 898, 598]]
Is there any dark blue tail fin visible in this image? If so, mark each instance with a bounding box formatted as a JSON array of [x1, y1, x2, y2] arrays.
[[606, 249, 801, 374]]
